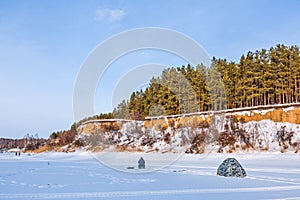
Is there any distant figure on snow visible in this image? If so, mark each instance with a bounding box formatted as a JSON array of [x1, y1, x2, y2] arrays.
[[138, 157, 145, 169], [18, 152, 20, 156], [15, 152, 17, 156]]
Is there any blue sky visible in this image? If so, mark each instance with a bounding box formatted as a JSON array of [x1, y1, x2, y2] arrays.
[[1, 0, 300, 138]]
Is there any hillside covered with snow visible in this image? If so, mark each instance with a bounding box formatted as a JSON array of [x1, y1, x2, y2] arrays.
[[75, 104, 300, 154]]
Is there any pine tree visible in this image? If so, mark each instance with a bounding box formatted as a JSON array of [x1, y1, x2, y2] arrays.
[[207, 57, 226, 110]]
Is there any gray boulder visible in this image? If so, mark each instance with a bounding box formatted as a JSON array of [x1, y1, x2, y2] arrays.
[[217, 158, 246, 178]]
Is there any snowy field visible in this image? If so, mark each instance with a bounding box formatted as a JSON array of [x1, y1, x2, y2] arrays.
[[1, 151, 300, 200]]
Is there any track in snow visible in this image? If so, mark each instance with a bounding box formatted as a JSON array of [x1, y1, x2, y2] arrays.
[[1, 185, 300, 199]]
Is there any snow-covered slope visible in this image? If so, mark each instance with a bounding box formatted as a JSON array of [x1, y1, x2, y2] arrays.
[[77, 105, 300, 154]]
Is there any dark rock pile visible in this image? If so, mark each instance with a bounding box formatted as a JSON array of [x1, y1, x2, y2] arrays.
[[217, 158, 246, 178]]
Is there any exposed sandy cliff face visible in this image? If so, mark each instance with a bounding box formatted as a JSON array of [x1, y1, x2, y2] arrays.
[[77, 104, 300, 154]]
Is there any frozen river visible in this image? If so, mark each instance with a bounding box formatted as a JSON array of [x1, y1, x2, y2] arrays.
[[1, 151, 300, 199]]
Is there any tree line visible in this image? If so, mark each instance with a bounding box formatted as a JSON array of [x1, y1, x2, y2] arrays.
[[0, 134, 47, 151], [112, 44, 300, 119]]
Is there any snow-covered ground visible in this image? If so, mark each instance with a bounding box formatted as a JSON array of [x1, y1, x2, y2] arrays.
[[1, 151, 300, 200]]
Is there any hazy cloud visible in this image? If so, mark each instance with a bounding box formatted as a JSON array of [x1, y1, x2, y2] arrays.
[[95, 8, 125, 22]]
